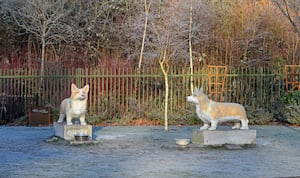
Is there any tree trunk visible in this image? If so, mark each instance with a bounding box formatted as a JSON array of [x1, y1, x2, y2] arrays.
[[41, 38, 45, 82], [39, 19, 46, 105], [38, 37, 45, 105], [138, 0, 151, 69], [189, 0, 194, 93], [159, 50, 169, 131], [159, 62, 169, 131], [163, 73, 169, 131]]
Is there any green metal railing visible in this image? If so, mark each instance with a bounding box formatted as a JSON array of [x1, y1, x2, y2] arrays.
[[0, 66, 287, 124]]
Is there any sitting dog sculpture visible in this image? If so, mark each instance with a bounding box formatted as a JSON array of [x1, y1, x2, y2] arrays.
[[57, 83, 89, 125]]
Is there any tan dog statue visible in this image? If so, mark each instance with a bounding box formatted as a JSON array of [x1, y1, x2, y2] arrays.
[[57, 83, 89, 125], [187, 87, 249, 130]]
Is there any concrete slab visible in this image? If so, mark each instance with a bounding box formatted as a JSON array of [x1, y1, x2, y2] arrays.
[[70, 140, 99, 145], [53, 122, 92, 140], [192, 129, 256, 146]]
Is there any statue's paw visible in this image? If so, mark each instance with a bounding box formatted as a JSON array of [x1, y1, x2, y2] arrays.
[[232, 126, 240, 130], [208, 127, 217, 130], [240, 126, 249, 130], [200, 124, 210, 130], [200, 126, 209, 130]]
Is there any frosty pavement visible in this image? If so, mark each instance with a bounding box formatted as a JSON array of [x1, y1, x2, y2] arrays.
[[1, 125, 300, 177]]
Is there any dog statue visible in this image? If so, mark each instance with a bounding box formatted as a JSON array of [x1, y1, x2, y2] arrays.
[[57, 83, 89, 125], [186, 87, 249, 130]]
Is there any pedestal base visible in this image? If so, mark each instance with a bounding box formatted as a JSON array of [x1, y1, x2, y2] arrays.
[[53, 122, 92, 140], [192, 129, 256, 146]]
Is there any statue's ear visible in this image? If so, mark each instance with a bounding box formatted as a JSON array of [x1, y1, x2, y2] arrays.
[[71, 83, 78, 92], [83, 84, 89, 93], [199, 87, 203, 93], [194, 87, 199, 92]]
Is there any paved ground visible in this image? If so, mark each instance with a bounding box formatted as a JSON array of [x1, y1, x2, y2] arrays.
[[1, 125, 300, 177]]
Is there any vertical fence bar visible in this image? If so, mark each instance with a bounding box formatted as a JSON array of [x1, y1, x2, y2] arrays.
[[95, 68, 99, 115], [105, 67, 109, 123], [100, 67, 104, 115]]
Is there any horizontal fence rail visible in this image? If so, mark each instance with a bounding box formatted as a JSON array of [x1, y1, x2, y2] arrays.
[[0, 66, 287, 125]]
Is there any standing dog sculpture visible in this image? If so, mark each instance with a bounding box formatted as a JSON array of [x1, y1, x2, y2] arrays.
[[57, 83, 89, 125], [186, 87, 249, 130]]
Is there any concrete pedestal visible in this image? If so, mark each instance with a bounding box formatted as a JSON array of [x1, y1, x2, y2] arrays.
[[53, 122, 92, 140], [192, 129, 256, 146]]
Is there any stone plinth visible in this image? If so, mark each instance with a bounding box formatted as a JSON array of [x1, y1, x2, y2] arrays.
[[192, 129, 256, 146], [53, 122, 92, 140]]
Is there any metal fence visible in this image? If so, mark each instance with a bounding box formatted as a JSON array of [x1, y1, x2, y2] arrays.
[[0, 66, 287, 124]]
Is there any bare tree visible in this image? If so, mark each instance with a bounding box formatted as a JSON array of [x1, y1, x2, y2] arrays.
[[189, 0, 194, 93], [146, 1, 191, 131], [4, 0, 72, 99], [273, 0, 300, 37], [123, 0, 211, 130], [121, 1, 152, 63], [138, 0, 151, 69]]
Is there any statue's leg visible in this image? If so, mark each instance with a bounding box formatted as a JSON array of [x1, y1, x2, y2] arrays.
[[57, 113, 65, 123], [66, 115, 73, 125], [240, 119, 249, 129], [232, 122, 241, 129], [79, 115, 86, 125], [208, 120, 218, 130]]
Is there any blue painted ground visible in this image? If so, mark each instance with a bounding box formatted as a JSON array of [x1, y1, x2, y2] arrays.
[[1, 125, 300, 178]]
